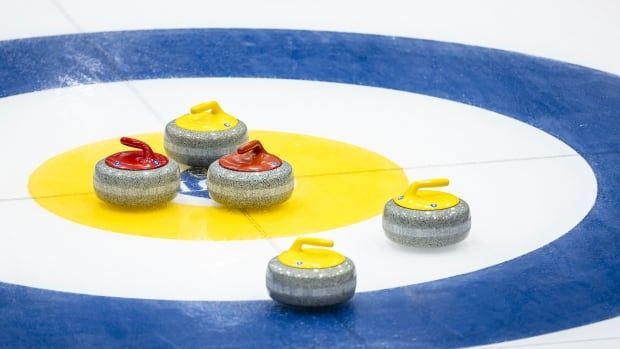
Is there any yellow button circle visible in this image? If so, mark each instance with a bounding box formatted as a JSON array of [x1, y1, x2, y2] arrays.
[[28, 131, 408, 241]]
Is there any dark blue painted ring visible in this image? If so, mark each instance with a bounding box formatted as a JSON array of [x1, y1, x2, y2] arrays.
[[0, 29, 619, 348]]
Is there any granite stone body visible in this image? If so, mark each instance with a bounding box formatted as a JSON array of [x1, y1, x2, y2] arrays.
[[383, 199, 471, 247], [266, 257, 356, 307], [93, 160, 180, 207], [206, 161, 294, 208], [163, 120, 248, 168]]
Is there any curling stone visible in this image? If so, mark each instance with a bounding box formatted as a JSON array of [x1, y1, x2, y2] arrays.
[[164, 101, 248, 168], [207, 140, 294, 208], [93, 137, 180, 207], [266, 237, 356, 307], [382, 178, 471, 247]]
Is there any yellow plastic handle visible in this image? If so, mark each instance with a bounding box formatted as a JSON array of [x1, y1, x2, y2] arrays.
[[279, 237, 343, 269], [395, 178, 459, 210], [406, 178, 449, 196], [289, 237, 334, 252], [190, 100, 223, 115]]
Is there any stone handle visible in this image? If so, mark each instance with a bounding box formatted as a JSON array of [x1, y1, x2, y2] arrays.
[[237, 140, 266, 156], [120, 137, 154, 160], [407, 178, 449, 196], [190, 100, 223, 115], [289, 237, 334, 252]]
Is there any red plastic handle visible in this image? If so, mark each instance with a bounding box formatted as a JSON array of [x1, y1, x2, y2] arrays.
[[237, 140, 265, 156], [219, 139, 283, 172], [105, 137, 168, 170], [120, 137, 154, 160]]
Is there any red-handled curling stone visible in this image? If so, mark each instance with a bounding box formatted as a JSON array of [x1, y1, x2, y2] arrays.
[[93, 137, 180, 207], [207, 140, 294, 208]]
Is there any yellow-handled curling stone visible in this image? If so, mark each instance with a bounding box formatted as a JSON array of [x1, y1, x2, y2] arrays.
[[164, 101, 248, 168], [93, 137, 180, 207], [382, 178, 471, 247], [207, 139, 294, 208], [266, 237, 356, 307]]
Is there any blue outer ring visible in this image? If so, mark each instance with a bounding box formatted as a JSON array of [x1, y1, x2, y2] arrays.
[[1, 29, 619, 348]]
